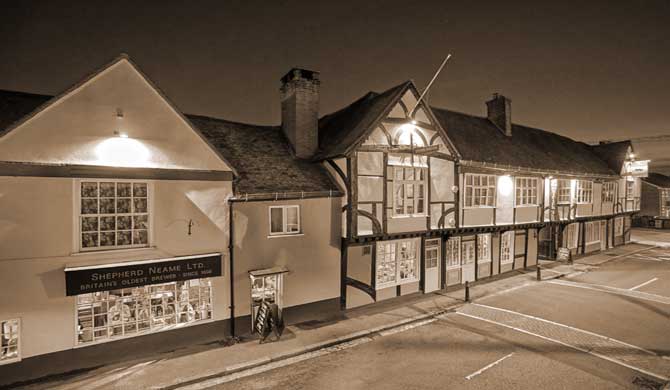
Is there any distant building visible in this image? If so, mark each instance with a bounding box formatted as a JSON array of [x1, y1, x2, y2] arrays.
[[0, 54, 646, 384], [637, 172, 670, 228]]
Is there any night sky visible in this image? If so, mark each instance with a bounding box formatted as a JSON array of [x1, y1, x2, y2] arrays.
[[2, 0, 669, 145]]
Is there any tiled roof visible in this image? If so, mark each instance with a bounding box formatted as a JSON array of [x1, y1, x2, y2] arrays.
[[643, 172, 670, 188], [316, 81, 410, 160], [430, 107, 618, 177], [589, 140, 632, 174], [187, 115, 343, 197], [0, 89, 51, 135], [0, 89, 343, 197]]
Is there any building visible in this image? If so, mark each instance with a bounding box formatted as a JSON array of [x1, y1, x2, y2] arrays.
[[637, 172, 670, 228], [0, 55, 645, 384]]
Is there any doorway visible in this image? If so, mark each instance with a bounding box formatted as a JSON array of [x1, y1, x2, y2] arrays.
[[538, 225, 554, 260], [461, 240, 476, 282], [424, 239, 441, 293], [250, 271, 284, 331]]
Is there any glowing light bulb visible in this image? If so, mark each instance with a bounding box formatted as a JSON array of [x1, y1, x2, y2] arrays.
[[95, 137, 150, 167]]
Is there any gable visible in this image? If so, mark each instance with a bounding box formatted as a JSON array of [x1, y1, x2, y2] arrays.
[[361, 87, 459, 158], [0, 57, 232, 172]]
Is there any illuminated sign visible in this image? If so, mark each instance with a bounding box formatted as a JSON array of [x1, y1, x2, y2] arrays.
[[624, 160, 649, 177]]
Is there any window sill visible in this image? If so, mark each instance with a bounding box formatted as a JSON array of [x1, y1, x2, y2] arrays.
[[391, 214, 427, 219], [375, 277, 419, 290], [462, 206, 496, 210], [267, 233, 304, 239], [0, 356, 21, 366], [72, 246, 156, 256]]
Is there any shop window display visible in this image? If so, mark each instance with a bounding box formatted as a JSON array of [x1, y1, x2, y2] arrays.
[[76, 279, 212, 344], [376, 239, 419, 289], [250, 274, 283, 326], [0, 319, 19, 363]]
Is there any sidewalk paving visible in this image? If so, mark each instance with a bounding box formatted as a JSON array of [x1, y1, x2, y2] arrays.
[[16, 242, 656, 390]]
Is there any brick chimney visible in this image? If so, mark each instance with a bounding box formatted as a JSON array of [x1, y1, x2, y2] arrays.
[[486, 93, 512, 136], [280, 68, 320, 159]]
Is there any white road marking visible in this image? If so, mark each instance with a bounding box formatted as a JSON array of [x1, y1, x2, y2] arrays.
[[455, 311, 669, 382], [548, 279, 670, 305], [630, 254, 663, 262], [604, 246, 658, 261], [56, 360, 157, 390], [465, 352, 514, 380], [630, 278, 659, 291]]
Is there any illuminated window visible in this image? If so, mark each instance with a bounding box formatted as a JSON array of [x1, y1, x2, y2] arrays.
[[515, 177, 538, 206], [585, 221, 600, 244], [626, 180, 635, 198], [602, 182, 616, 203], [464, 174, 496, 207], [75, 279, 212, 345], [269, 205, 301, 235], [661, 190, 670, 218], [376, 239, 419, 289], [0, 319, 20, 364], [501, 231, 515, 264], [79, 181, 150, 251], [477, 234, 491, 263], [556, 179, 571, 204], [445, 237, 461, 268], [576, 180, 593, 204], [461, 241, 475, 265], [393, 167, 426, 216]]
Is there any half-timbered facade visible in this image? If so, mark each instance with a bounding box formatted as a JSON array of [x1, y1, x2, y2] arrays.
[[637, 172, 670, 228]]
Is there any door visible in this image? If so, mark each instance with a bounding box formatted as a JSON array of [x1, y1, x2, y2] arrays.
[[538, 226, 554, 259], [424, 239, 441, 293], [250, 273, 283, 330], [461, 240, 476, 282], [600, 221, 607, 251]]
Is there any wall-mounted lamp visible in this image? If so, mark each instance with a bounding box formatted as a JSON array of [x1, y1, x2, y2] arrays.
[[116, 108, 124, 118], [113, 130, 128, 138], [411, 119, 417, 125]]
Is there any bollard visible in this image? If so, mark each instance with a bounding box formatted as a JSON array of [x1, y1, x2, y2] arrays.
[[465, 280, 470, 302], [536, 264, 541, 281], [568, 251, 573, 265]]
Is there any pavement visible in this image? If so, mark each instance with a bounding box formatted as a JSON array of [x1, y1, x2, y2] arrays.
[[9, 230, 670, 390], [632, 228, 670, 248]]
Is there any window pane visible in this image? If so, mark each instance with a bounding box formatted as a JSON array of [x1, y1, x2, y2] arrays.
[[286, 207, 299, 232], [270, 208, 283, 233]]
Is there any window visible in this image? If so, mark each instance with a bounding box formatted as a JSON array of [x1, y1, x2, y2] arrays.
[[614, 217, 624, 236], [602, 182, 616, 203], [425, 239, 440, 269], [586, 222, 600, 244], [0, 319, 20, 364], [376, 239, 419, 288], [565, 223, 579, 249], [76, 279, 212, 344], [79, 181, 150, 251], [445, 237, 461, 268], [251, 273, 283, 326], [576, 180, 593, 204], [556, 179, 571, 204], [462, 241, 475, 265], [661, 190, 670, 218], [269, 205, 300, 235], [515, 177, 538, 206], [500, 231, 514, 264], [393, 167, 426, 216], [477, 234, 491, 263], [626, 180, 635, 198], [464, 174, 496, 207]]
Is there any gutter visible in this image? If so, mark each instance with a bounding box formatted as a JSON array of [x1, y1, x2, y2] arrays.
[[228, 199, 236, 338], [458, 160, 621, 180]]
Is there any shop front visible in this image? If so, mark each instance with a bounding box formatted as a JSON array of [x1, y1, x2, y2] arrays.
[[65, 253, 222, 346]]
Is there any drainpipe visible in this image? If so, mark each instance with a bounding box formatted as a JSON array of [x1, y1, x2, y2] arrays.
[[228, 200, 235, 338]]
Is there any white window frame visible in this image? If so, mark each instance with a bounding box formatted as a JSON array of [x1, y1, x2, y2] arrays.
[[461, 241, 476, 266], [626, 180, 635, 198], [566, 223, 579, 249], [500, 231, 515, 265], [477, 234, 492, 263], [268, 205, 301, 236], [464, 174, 496, 208], [392, 166, 427, 217], [661, 189, 670, 218], [445, 237, 461, 269], [585, 221, 600, 244], [575, 180, 593, 204], [75, 179, 153, 252], [376, 239, 420, 289], [556, 179, 572, 204], [602, 181, 616, 203], [0, 318, 21, 365], [74, 279, 213, 346], [425, 239, 440, 269], [515, 177, 538, 206]]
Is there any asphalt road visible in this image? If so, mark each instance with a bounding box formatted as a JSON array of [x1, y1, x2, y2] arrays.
[[211, 246, 670, 390]]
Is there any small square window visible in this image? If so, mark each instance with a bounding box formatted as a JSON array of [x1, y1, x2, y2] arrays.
[[1, 319, 20, 364], [269, 206, 301, 236]]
